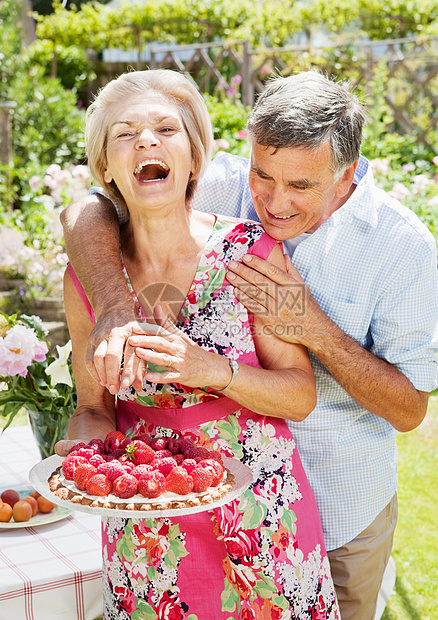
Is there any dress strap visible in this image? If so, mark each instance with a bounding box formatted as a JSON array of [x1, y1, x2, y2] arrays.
[[117, 395, 242, 432]]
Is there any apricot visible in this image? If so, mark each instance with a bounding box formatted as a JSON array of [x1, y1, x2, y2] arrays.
[[1, 489, 20, 508], [37, 495, 55, 514], [22, 495, 38, 517], [0, 501, 13, 522], [30, 490, 40, 499], [12, 500, 32, 522]]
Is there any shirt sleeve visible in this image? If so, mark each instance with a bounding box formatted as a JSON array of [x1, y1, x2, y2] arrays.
[[193, 153, 258, 220], [89, 186, 128, 225], [371, 234, 438, 392]]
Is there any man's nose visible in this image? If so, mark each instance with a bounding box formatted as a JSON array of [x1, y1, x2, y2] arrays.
[[136, 128, 160, 148], [267, 186, 292, 214]]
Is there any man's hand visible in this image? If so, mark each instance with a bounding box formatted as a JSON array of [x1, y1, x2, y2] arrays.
[[227, 253, 329, 350], [86, 307, 146, 395], [227, 253, 429, 431]]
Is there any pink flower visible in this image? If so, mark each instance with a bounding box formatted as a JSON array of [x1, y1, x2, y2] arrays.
[[235, 130, 248, 140], [0, 324, 48, 377], [215, 138, 230, 152], [370, 157, 390, 174], [402, 163, 415, 172], [433, 156, 438, 166], [226, 86, 237, 97], [29, 175, 40, 189], [156, 592, 186, 620], [231, 74, 242, 84]]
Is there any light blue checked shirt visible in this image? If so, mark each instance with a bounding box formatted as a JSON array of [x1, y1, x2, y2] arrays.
[[192, 152, 438, 550], [102, 152, 438, 550]]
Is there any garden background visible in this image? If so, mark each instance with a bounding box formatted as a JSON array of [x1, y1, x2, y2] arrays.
[[0, 0, 437, 618]]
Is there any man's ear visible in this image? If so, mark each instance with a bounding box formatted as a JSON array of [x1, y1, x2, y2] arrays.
[[336, 161, 358, 197], [104, 169, 113, 183]]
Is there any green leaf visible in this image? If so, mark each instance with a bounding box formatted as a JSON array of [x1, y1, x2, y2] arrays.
[[239, 490, 266, 529], [254, 576, 277, 599], [132, 600, 157, 620], [281, 509, 297, 534], [116, 536, 137, 563], [220, 578, 239, 613]]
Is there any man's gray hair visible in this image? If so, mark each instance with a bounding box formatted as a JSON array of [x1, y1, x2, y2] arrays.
[[247, 71, 367, 177]]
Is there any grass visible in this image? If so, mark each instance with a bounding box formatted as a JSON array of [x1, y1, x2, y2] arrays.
[[2, 393, 437, 620], [381, 390, 438, 620]]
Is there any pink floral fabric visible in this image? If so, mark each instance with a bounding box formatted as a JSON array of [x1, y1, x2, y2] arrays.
[[94, 217, 340, 619]]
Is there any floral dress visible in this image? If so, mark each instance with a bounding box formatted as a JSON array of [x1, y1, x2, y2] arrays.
[[70, 216, 340, 620]]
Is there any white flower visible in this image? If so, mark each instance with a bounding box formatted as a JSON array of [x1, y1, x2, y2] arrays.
[[46, 340, 73, 387]]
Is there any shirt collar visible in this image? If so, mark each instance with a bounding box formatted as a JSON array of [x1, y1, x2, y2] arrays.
[[334, 155, 378, 229]]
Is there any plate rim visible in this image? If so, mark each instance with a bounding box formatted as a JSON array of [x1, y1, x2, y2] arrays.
[[30, 454, 253, 518], [0, 499, 73, 530]]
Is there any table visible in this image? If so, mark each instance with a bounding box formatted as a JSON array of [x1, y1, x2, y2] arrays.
[[0, 425, 103, 620]]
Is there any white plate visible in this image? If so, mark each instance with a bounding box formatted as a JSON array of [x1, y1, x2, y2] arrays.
[[0, 486, 73, 529], [29, 455, 253, 518]]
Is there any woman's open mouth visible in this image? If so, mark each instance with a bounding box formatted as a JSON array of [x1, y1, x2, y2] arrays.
[[134, 159, 170, 183]]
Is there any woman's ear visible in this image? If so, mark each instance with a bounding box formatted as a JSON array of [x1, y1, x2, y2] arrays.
[[104, 169, 113, 183]]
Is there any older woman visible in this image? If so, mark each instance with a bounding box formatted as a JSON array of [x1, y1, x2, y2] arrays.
[[60, 70, 339, 619]]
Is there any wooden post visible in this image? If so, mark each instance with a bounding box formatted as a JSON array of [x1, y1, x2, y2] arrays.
[[0, 102, 15, 165], [242, 40, 254, 107]]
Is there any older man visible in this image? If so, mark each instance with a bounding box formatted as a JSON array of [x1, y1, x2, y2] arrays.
[[61, 71, 438, 619]]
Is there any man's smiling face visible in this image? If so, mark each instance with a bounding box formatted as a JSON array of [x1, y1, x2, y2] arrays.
[[248, 140, 354, 241]]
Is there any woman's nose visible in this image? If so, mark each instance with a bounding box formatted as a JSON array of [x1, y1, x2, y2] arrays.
[[136, 128, 160, 148]]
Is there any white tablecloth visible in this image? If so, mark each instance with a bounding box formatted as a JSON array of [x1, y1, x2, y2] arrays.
[[0, 425, 103, 620]]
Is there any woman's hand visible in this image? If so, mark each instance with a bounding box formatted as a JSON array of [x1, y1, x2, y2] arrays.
[[55, 439, 89, 457], [128, 306, 231, 390]]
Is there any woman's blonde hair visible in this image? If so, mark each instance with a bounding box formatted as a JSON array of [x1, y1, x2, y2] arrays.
[[85, 69, 214, 212]]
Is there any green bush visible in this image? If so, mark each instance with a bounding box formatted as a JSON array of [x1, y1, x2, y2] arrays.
[[20, 39, 94, 95], [204, 93, 251, 158]]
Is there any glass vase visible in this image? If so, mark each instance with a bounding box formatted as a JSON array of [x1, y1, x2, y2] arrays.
[[27, 406, 70, 460]]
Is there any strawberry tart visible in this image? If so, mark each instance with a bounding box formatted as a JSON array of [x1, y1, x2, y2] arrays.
[[47, 431, 236, 512]]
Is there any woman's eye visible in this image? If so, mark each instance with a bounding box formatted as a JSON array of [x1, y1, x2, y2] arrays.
[[160, 127, 177, 133]]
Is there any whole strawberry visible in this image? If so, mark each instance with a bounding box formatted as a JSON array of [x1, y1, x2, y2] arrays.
[[138, 471, 166, 499], [191, 467, 214, 493], [123, 440, 155, 465], [86, 474, 112, 496], [73, 463, 98, 491], [112, 474, 138, 499], [132, 442, 155, 465], [166, 466, 194, 495]]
